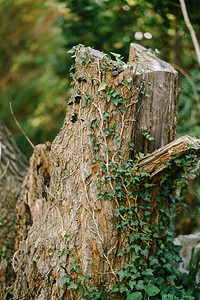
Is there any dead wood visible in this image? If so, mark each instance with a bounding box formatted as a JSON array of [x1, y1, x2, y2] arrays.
[[0, 120, 28, 298], [135, 135, 200, 177], [15, 142, 51, 251]]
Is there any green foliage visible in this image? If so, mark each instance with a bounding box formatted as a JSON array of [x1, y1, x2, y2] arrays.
[[176, 68, 200, 234], [58, 0, 200, 71], [0, 246, 6, 260], [142, 131, 154, 141], [64, 230, 74, 242], [0, 0, 66, 157], [177, 68, 200, 139]]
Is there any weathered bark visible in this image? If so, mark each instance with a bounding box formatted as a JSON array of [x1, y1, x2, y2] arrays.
[[13, 44, 182, 299], [135, 135, 200, 177], [15, 142, 51, 251], [0, 120, 28, 298], [128, 43, 178, 156]]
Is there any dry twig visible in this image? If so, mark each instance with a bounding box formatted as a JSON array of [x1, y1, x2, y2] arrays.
[[10, 102, 34, 149]]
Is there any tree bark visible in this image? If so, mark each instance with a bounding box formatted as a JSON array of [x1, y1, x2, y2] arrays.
[[0, 120, 28, 298], [14, 142, 51, 251], [128, 43, 178, 156], [135, 135, 200, 177], [13, 44, 182, 299]]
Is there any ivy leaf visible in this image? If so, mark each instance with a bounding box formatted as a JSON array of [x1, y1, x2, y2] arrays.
[[110, 52, 122, 58], [142, 268, 154, 276], [103, 112, 110, 120], [111, 285, 119, 293], [117, 250, 124, 257], [118, 269, 125, 281], [127, 292, 142, 300], [147, 284, 160, 296], [98, 81, 107, 91], [155, 48, 160, 54], [60, 275, 70, 287], [128, 280, 136, 290], [119, 284, 128, 293], [135, 280, 146, 291], [67, 281, 78, 290], [162, 295, 174, 300], [143, 131, 154, 141]]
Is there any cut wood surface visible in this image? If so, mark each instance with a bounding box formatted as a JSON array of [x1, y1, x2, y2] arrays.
[[136, 135, 200, 177]]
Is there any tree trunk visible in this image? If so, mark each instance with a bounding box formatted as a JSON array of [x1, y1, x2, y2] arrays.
[[0, 120, 28, 298], [13, 44, 184, 299]]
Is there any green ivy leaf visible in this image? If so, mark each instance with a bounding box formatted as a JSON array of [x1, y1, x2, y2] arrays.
[[127, 292, 142, 300], [143, 131, 154, 140], [98, 81, 107, 91], [147, 284, 160, 296], [111, 285, 119, 293], [135, 280, 146, 291], [67, 281, 78, 290], [117, 250, 124, 257], [118, 269, 125, 281], [119, 284, 128, 293], [128, 280, 136, 290], [60, 275, 70, 287], [110, 52, 122, 58], [155, 48, 160, 54], [162, 295, 174, 300]]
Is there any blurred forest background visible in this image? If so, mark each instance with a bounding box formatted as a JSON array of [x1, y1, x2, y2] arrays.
[[0, 0, 200, 233]]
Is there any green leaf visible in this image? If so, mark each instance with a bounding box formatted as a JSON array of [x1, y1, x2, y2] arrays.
[[127, 292, 142, 300], [142, 268, 154, 276], [135, 280, 146, 291], [117, 251, 124, 257], [67, 281, 78, 290], [119, 284, 128, 293], [155, 48, 160, 54], [147, 284, 160, 297], [111, 285, 119, 293], [143, 131, 154, 140], [162, 295, 174, 300], [128, 280, 136, 289], [60, 275, 70, 287], [103, 112, 110, 120], [118, 269, 125, 281], [98, 81, 107, 91], [110, 52, 122, 58]]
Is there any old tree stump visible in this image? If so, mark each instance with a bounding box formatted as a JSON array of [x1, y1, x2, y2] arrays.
[[13, 44, 200, 299], [0, 120, 28, 298]]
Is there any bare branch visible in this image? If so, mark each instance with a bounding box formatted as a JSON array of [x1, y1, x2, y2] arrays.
[[179, 0, 200, 65], [10, 102, 35, 149]]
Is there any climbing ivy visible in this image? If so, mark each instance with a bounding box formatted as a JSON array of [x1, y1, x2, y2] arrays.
[[59, 45, 200, 299]]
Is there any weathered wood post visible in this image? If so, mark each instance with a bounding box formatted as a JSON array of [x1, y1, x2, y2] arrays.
[[13, 44, 199, 299]]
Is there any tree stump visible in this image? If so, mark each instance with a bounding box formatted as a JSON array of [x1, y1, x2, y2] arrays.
[[0, 120, 28, 298], [13, 44, 199, 299]]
